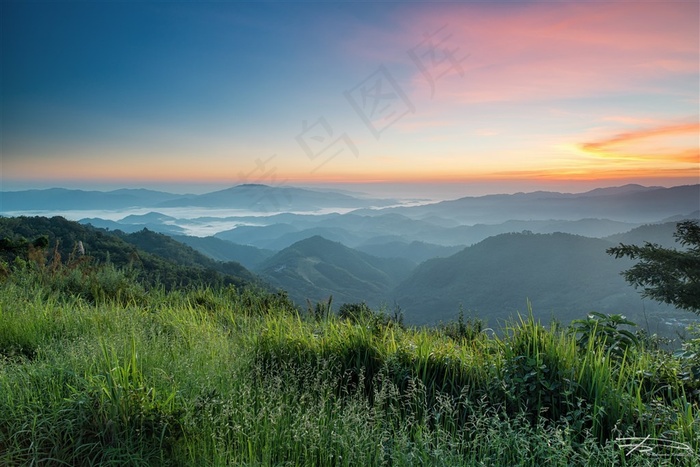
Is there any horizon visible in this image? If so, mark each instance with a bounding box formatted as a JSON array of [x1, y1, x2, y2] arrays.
[[1, 180, 695, 204], [2, 2, 698, 194]]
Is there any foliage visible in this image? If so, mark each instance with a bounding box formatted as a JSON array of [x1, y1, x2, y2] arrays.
[[569, 312, 639, 358], [440, 308, 484, 343], [1, 262, 699, 465], [260, 235, 413, 310], [338, 302, 374, 322], [607, 220, 700, 314], [394, 231, 653, 326], [338, 301, 405, 330], [0, 216, 257, 292], [307, 295, 334, 321], [674, 324, 700, 399]]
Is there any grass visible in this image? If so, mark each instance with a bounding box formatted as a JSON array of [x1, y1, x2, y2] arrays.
[[0, 264, 698, 466]]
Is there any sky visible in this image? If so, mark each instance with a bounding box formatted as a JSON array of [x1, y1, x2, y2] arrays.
[[2, 1, 699, 198]]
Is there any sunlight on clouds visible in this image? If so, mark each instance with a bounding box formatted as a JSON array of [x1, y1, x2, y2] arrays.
[[401, 2, 698, 105], [474, 129, 499, 137], [580, 122, 699, 164], [3, 2, 697, 190]]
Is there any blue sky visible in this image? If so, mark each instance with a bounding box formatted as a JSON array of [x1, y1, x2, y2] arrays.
[[2, 1, 698, 196]]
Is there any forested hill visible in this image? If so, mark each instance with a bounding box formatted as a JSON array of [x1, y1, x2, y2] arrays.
[[258, 235, 413, 308], [393, 231, 649, 325], [0, 216, 259, 290]]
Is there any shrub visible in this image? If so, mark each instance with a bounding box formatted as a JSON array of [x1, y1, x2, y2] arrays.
[[569, 312, 639, 359]]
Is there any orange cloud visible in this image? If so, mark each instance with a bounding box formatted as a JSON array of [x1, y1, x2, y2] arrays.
[[580, 122, 700, 163]]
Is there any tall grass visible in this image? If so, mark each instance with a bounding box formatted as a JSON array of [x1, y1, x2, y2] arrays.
[[1, 266, 698, 465]]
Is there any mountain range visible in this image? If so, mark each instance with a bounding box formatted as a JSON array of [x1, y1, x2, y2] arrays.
[[2, 183, 698, 334], [236, 224, 686, 330], [0, 188, 184, 211], [352, 184, 700, 224], [1, 214, 696, 337], [0, 184, 396, 212]]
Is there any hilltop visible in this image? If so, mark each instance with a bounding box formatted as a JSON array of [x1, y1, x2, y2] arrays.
[[258, 235, 412, 308], [393, 231, 636, 325]]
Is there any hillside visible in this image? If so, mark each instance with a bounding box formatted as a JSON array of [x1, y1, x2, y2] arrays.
[[605, 221, 690, 249], [356, 240, 463, 264], [258, 235, 414, 308], [171, 234, 274, 269], [393, 231, 677, 326], [114, 229, 258, 284], [0, 216, 258, 290]]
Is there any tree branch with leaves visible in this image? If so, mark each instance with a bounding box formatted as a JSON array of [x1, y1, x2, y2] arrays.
[[607, 220, 700, 314]]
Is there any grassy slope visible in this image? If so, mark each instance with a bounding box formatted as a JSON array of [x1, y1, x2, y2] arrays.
[[1, 265, 698, 466]]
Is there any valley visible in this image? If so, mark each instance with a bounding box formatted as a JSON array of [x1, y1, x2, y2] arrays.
[[2, 183, 698, 335]]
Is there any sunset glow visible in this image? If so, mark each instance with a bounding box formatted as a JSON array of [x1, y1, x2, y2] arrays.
[[2, 1, 698, 195]]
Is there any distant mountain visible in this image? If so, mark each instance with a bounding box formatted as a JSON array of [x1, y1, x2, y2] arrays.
[[257, 227, 368, 251], [356, 240, 464, 264], [604, 221, 686, 249], [157, 184, 397, 211], [213, 214, 644, 256], [214, 212, 446, 249], [0, 188, 183, 211], [660, 211, 700, 223], [215, 223, 300, 247], [392, 231, 677, 326], [580, 184, 662, 197], [355, 185, 700, 224], [418, 218, 640, 247], [171, 235, 274, 270], [0, 184, 397, 213], [119, 212, 177, 224], [257, 236, 414, 308]]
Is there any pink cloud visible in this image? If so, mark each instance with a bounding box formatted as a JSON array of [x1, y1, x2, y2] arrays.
[[388, 2, 699, 104]]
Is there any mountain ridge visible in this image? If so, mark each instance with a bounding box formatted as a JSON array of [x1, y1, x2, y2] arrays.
[[257, 235, 413, 308], [391, 229, 682, 326]]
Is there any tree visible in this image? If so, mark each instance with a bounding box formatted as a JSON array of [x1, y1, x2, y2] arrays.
[[607, 221, 700, 314]]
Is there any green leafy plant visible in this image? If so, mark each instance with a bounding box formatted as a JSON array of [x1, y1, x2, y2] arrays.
[[441, 307, 484, 342], [674, 324, 700, 399], [569, 312, 638, 358], [1, 260, 698, 465]]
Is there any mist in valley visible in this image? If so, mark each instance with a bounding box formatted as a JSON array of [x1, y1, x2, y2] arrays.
[[3, 183, 698, 338]]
